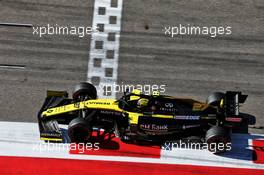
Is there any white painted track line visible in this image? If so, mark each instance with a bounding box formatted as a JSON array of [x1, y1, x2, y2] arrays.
[[87, 0, 123, 98]]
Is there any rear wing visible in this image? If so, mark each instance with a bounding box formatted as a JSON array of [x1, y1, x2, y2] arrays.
[[225, 91, 248, 116]]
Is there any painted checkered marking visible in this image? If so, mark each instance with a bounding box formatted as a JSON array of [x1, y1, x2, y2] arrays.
[[87, 0, 123, 98]]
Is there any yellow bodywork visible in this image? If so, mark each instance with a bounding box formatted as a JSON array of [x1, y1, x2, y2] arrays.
[[41, 99, 174, 125], [40, 137, 63, 142], [42, 99, 122, 117], [192, 102, 209, 111], [39, 97, 215, 142]]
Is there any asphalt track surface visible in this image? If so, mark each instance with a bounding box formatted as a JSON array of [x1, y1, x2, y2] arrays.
[[0, 0, 263, 134]]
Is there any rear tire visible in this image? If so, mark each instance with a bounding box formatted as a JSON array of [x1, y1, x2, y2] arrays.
[[205, 126, 231, 154], [68, 117, 92, 143], [72, 82, 97, 101], [206, 92, 224, 106]]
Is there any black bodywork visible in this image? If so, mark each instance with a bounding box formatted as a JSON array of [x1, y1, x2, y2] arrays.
[[38, 87, 248, 148]]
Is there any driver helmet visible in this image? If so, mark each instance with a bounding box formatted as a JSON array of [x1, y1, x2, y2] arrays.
[[137, 98, 149, 108], [130, 89, 141, 100]]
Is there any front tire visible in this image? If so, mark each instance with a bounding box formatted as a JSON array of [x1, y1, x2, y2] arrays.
[[68, 117, 92, 143], [72, 82, 97, 101]]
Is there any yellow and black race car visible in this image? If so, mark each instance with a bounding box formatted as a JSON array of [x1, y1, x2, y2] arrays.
[[37, 82, 247, 153]]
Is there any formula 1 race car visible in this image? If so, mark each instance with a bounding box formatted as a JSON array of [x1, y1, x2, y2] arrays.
[[37, 82, 247, 153]]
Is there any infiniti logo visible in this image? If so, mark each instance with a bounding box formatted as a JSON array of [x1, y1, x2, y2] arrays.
[[165, 103, 174, 108]]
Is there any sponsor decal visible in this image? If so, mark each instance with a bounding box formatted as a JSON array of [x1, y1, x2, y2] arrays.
[[88, 101, 111, 105], [182, 125, 200, 129], [46, 109, 53, 113], [140, 124, 168, 131], [174, 115, 200, 120], [41, 133, 61, 137], [100, 110, 122, 116], [46, 106, 70, 114], [165, 103, 174, 108], [200, 116, 217, 119], [159, 102, 175, 112], [74, 102, 80, 108], [159, 107, 176, 112], [208, 114, 217, 117], [226, 117, 242, 122]]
